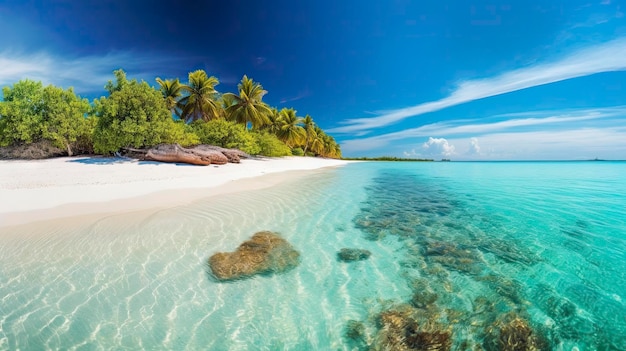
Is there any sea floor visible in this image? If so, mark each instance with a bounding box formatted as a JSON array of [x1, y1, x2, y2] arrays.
[[1, 162, 625, 350]]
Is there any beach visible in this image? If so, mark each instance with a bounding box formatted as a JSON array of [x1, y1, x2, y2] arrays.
[[0, 156, 350, 227]]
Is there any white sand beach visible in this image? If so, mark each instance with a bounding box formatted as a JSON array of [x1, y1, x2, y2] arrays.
[[0, 156, 350, 227]]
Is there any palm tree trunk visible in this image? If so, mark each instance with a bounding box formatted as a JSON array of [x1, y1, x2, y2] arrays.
[[303, 136, 309, 155]]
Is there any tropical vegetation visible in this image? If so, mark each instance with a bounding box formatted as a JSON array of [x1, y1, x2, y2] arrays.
[[0, 69, 341, 159]]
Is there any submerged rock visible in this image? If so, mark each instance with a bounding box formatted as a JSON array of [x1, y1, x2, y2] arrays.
[[337, 248, 372, 262], [344, 320, 366, 340], [373, 309, 451, 351], [484, 312, 548, 351], [208, 231, 300, 281]]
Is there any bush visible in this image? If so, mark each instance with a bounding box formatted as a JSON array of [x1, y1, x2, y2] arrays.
[[71, 115, 98, 155], [0, 79, 93, 155], [190, 119, 257, 153], [169, 120, 200, 147], [252, 131, 291, 157], [291, 147, 304, 156], [93, 71, 191, 154]]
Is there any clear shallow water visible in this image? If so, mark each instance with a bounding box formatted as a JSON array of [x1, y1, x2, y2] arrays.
[[0, 162, 625, 350]]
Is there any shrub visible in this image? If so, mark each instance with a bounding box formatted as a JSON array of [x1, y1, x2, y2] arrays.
[[93, 71, 190, 154], [0, 79, 93, 155], [191, 119, 260, 154], [291, 147, 304, 156], [252, 131, 291, 157]]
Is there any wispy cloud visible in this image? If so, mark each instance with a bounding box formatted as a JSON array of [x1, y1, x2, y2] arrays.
[[0, 51, 191, 95], [329, 38, 626, 134], [279, 87, 312, 104], [444, 127, 626, 160], [340, 106, 626, 153]]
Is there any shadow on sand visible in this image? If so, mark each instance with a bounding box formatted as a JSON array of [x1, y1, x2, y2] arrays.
[[68, 157, 133, 165], [67, 157, 202, 167]]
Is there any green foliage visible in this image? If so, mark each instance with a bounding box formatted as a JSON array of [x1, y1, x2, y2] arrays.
[[252, 131, 291, 157], [156, 77, 183, 117], [93, 71, 189, 154], [302, 114, 316, 154], [275, 108, 305, 147], [0, 80, 45, 146], [104, 69, 129, 94], [1, 69, 343, 159], [190, 119, 259, 154], [291, 147, 304, 156], [169, 120, 200, 147], [223, 75, 272, 129], [72, 116, 98, 154], [0, 80, 93, 155], [179, 70, 221, 122], [40, 86, 92, 155]]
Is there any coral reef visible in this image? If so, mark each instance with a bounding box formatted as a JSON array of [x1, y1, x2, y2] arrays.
[[372, 307, 452, 351], [484, 312, 548, 351], [208, 231, 300, 281]]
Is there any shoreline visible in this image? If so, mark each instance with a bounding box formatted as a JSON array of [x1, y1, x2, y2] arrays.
[[0, 156, 351, 228]]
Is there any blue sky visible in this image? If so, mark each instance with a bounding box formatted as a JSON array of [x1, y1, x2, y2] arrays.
[[1, 0, 625, 160]]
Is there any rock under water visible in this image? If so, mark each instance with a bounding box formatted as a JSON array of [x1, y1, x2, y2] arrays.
[[208, 231, 300, 281], [337, 248, 372, 262]]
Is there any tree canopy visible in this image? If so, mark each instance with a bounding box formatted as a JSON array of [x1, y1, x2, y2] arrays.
[[178, 70, 221, 123], [93, 71, 197, 154], [1, 68, 342, 159], [0, 79, 93, 155], [223, 75, 272, 129]]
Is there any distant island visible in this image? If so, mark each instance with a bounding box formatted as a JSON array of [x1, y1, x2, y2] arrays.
[[0, 69, 341, 161], [342, 156, 434, 162]]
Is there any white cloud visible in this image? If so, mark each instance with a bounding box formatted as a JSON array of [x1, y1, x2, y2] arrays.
[[329, 37, 626, 134], [468, 137, 481, 155], [339, 106, 626, 153], [0, 51, 192, 94], [444, 127, 626, 160], [418, 137, 456, 158]]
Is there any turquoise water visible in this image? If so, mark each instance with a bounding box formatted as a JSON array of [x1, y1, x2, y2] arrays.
[[1, 162, 625, 350]]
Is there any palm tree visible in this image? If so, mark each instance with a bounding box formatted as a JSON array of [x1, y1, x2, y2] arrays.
[[276, 108, 305, 148], [223, 75, 272, 129], [309, 126, 325, 155], [322, 135, 342, 158], [178, 70, 221, 123], [302, 114, 316, 155], [156, 78, 183, 117], [260, 107, 281, 134]]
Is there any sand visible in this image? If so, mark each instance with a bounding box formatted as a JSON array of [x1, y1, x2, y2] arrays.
[[0, 156, 350, 227]]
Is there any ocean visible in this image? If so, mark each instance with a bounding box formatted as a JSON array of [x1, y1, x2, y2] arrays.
[[1, 161, 625, 350]]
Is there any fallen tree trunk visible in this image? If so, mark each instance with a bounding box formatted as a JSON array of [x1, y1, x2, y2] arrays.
[[145, 144, 211, 166]]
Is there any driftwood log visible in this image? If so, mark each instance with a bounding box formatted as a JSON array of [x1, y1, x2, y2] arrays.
[[145, 144, 211, 166], [188, 145, 229, 165], [124, 144, 250, 166]]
